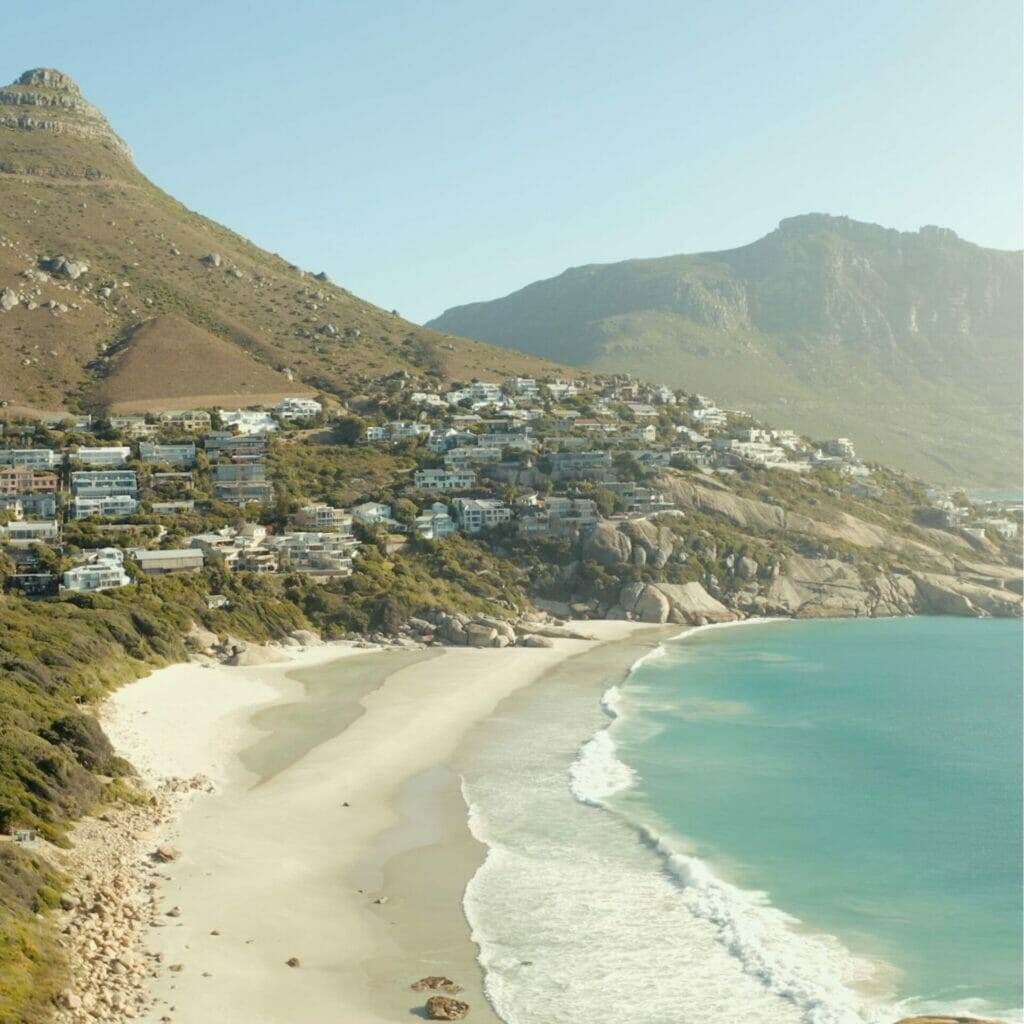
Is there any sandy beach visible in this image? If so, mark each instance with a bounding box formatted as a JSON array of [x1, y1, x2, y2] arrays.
[[80, 621, 659, 1023]]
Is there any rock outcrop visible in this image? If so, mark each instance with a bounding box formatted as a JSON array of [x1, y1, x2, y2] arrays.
[[401, 610, 593, 648], [0, 68, 133, 162], [581, 521, 634, 566], [616, 581, 737, 624]]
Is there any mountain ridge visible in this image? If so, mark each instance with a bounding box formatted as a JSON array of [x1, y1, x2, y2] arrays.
[[429, 215, 1023, 487]]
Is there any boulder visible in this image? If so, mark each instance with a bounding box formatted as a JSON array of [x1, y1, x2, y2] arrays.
[[225, 645, 290, 666], [442, 620, 468, 645], [737, 556, 759, 580], [581, 521, 633, 566], [0, 288, 18, 311], [42, 255, 89, 279], [639, 582, 737, 625], [200, 253, 222, 267], [471, 616, 516, 641], [635, 586, 672, 623], [152, 846, 180, 863], [463, 623, 498, 648], [290, 629, 322, 646], [425, 996, 470, 1020], [520, 634, 553, 648]]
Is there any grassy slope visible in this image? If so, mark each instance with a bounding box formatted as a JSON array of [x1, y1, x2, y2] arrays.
[[0, 106, 572, 417]]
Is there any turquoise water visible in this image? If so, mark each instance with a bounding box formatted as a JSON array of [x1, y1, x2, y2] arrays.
[[612, 617, 1023, 1017]]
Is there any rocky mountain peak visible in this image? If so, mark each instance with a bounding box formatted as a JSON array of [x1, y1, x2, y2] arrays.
[[16, 67, 82, 92], [0, 66, 133, 164]]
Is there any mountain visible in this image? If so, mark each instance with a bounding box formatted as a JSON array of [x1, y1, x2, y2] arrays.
[[0, 68, 569, 418], [429, 215, 1023, 487]]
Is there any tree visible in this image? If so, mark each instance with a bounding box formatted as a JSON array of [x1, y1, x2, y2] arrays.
[[332, 415, 367, 446]]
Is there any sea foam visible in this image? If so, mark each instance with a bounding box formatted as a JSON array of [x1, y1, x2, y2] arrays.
[[462, 620, 1021, 1024]]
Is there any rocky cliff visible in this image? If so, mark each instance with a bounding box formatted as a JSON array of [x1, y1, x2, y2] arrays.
[[0, 68, 133, 168]]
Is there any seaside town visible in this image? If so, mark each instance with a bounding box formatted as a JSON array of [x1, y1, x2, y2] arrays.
[[1, 372, 1019, 602]]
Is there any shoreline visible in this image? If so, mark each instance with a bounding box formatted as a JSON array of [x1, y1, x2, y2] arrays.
[[56, 622, 660, 1023]]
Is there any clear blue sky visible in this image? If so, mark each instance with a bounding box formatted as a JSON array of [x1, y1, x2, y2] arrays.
[[11, 0, 1023, 323]]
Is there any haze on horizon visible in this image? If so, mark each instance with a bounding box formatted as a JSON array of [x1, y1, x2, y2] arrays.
[[11, 0, 1023, 324]]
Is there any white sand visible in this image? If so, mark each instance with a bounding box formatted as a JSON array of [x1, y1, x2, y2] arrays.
[[99, 623, 653, 1023]]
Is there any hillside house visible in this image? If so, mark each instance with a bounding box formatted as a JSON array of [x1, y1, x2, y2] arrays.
[[0, 467, 59, 495], [296, 504, 353, 531], [213, 458, 274, 504], [4, 492, 57, 518], [203, 432, 266, 461], [444, 446, 502, 468], [0, 449, 56, 470], [62, 548, 130, 592], [75, 446, 131, 467], [159, 410, 212, 433], [71, 471, 138, 498], [412, 468, 477, 491], [454, 497, 511, 533], [275, 397, 322, 421], [219, 409, 279, 435], [351, 502, 398, 528], [274, 532, 356, 576], [549, 451, 613, 482], [109, 416, 159, 439], [139, 442, 197, 467], [73, 495, 139, 520], [415, 502, 457, 540], [0, 520, 59, 546], [128, 548, 205, 575]]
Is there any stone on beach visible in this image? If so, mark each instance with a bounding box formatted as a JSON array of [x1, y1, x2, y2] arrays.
[[411, 976, 463, 994], [425, 995, 471, 1020]]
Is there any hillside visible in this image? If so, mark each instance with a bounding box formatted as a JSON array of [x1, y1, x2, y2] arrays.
[[429, 215, 1023, 487], [0, 68, 570, 419]]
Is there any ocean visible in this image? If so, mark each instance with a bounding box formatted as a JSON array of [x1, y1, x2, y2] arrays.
[[461, 617, 1023, 1024]]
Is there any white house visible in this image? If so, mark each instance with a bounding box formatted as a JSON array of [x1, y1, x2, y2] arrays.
[[413, 468, 477, 491], [454, 497, 511, 533], [73, 495, 139, 520], [295, 504, 353, 532], [274, 532, 356, 575], [351, 501, 395, 527], [275, 397, 323, 421], [0, 449, 56, 469], [219, 409, 279, 435], [71, 471, 138, 498], [75, 446, 131, 467], [0, 519, 59, 545], [62, 549, 130, 592], [415, 502, 457, 540]]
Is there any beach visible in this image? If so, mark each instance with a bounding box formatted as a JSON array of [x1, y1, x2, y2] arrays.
[[79, 621, 660, 1023]]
